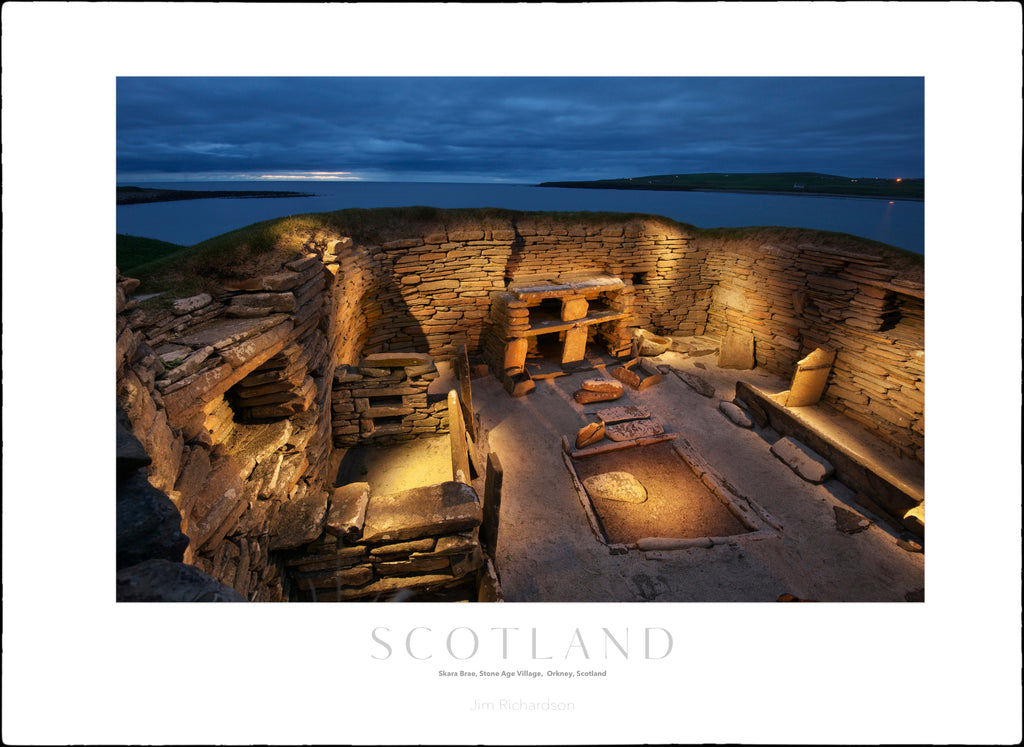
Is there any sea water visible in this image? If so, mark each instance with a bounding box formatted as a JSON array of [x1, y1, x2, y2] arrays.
[[116, 180, 924, 254]]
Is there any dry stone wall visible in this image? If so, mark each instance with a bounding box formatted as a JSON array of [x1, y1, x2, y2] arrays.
[[313, 217, 709, 370], [117, 254, 340, 601], [285, 481, 485, 601], [116, 210, 925, 601], [700, 241, 924, 460], [331, 352, 450, 446]]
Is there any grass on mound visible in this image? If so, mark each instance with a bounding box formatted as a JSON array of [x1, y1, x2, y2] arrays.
[[122, 206, 919, 306], [117, 235, 188, 274]]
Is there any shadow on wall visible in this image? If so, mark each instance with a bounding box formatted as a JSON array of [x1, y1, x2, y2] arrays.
[[503, 220, 526, 287]]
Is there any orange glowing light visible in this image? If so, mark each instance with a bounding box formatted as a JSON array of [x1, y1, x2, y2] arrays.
[[896, 178, 902, 182]]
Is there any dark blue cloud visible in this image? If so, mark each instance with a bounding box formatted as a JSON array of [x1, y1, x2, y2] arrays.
[[116, 77, 924, 182]]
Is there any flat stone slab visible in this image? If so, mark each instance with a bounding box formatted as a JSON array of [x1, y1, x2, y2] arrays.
[[718, 329, 755, 370], [770, 436, 835, 484], [326, 482, 371, 540], [177, 314, 290, 350], [361, 352, 432, 368], [583, 472, 648, 504], [606, 419, 664, 442], [362, 481, 482, 544], [595, 405, 651, 423], [673, 369, 715, 398], [719, 401, 753, 428], [269, 489, 329, 551], [509, 274, 623, 300], [834, 506, 873, 534], [172, 293, 213, 315]]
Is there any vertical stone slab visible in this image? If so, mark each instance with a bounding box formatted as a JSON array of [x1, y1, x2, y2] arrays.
[[454, 344, 476, 440], [448, 390, 471, 484], [562, 325, 589, 365], [786, 347, 837, 407], [481, 452, 503, 553], [504, 337, 528, 373], [561, 296, 589, 321], [717, 328, 755, 370]]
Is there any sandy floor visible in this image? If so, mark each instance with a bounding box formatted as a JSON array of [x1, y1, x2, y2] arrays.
[[473, 348, 925, 602]]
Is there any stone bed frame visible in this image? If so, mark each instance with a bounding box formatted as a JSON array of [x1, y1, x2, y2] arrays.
[[560, 431, 782, 553]]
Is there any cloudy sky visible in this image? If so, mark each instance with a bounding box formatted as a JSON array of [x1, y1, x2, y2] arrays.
[[116, 77, 923, 184]]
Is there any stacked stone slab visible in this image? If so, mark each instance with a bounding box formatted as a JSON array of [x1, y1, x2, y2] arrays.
[[117, 270, 289, 601], [331, 352, 449, 446], [481, 274, 634, 396], [117, 251, 340, 601], [285, 481, 485, 601], [308, 217, 705, 372]]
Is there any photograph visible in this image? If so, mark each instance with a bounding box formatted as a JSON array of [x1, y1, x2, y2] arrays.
[[114, 76, 926, 605], [3, 3, 1020, 745]]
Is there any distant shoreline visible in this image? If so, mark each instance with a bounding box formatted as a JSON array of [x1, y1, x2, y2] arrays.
[[117, 186, 316, 205], [538, 183, 923, 203]]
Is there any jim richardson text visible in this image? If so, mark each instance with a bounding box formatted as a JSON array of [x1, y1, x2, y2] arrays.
[[470, 698, 575, 712]]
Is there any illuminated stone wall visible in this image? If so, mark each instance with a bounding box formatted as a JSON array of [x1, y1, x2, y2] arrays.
[[116, 211, 924, 600], [331, 352, 450, 447], [318, 216, 710, 367], [116, 256, 340, 601], [700, 240, 924, 460]]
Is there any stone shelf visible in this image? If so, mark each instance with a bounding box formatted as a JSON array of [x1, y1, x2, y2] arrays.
[[509, 273, 624, 302], [524, 304, 628, 337]]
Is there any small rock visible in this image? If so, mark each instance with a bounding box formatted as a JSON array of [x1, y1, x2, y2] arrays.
[[834, 505, 873, 534], [575, 421, 606, 449], [584, 472, 648, 504], [574, 388, 621, 404], [897, 538, 924, 553], [719, 400, 752, 428], [770, 436, 835, 483], [581, 378, 624, 395]]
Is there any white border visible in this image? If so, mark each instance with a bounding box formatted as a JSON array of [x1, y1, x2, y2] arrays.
[[3, 3, 1021, 744]]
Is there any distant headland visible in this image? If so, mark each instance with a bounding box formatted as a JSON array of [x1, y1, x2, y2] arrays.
[[538, 172, 924, 201], [117, 185, 315, 205]]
